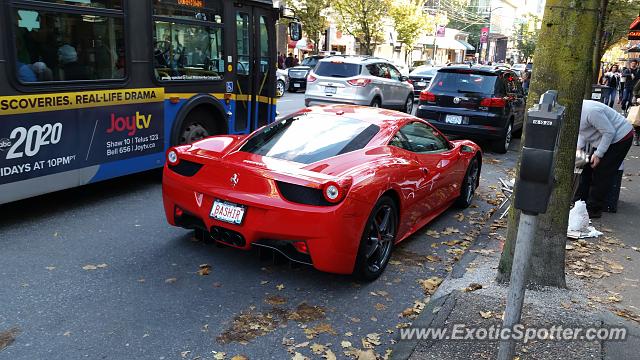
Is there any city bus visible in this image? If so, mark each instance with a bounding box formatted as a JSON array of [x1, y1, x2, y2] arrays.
[[0, 0, 300, 204]]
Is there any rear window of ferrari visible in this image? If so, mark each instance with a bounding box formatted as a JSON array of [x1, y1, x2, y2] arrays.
[[240, 114, 379, 164]]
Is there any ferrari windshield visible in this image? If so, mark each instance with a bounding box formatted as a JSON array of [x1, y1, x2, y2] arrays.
[[240, 114, 379, 164]]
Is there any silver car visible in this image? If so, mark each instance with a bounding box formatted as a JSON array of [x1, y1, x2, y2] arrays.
[[304, 56, 414, 113]]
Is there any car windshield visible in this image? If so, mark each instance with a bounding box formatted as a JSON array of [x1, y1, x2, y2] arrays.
[[411, 67, 438, 76], [240, 114, 379, 164], [314, 62, 361, 78], [301, 57, 321, 67], [429, 71, 497, 94]]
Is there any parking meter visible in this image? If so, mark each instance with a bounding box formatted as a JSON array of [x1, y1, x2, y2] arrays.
[[514, 90, 565, 215]]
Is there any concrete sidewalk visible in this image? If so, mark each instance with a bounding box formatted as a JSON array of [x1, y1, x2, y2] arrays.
[[393, 144, 640, 359]]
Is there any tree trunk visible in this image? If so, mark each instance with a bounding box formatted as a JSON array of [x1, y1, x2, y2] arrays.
[[591, 0, 609, 83], [497, 0, 601, 287]]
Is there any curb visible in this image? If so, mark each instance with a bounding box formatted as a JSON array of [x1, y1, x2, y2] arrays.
[[392, 204, 504, 359]]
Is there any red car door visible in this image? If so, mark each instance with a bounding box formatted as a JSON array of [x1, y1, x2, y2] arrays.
[[394, 122, 459, 222]]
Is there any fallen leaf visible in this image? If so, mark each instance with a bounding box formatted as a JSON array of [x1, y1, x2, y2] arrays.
[[231, 356, 249, 360], [260, 280, 269, 285], [464, 283, 483, 292], [82, 264, 98, 270], [165, 278, 177, 284], [197, 264, 211, 276], [265, 295, 287, 305], [426, 230, 440, 238], [96, 263, 108, 269], [181, 351, 191, 358], [46, 266, 56, 271], [418, 277, 443, 295], [375, 303, 386, 311], [213, 352, 226, 360], [479, 311, 493, 319], [323, 349, 337, 360], [310, 343, 325, 354], [454, 213, 465, 222], [276, 284, 285, 291], [356, 349, 377, 360], [63, 331, 71, 336], [292, 352, 308, 360], [344, 332, 353, 337], [341, 340, 352, 348]]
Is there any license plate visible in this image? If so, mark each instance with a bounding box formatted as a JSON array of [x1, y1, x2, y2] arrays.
[[416, 81, 426, 87], [325, 86, 336, 94], [210, 200, 246, 225], [294, 83, 301, 88], [445, 115, 463, 124], [591, 92, 601, 100]]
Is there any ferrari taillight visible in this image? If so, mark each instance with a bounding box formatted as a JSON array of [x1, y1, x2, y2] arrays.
[[167, 148, 180, 165], [322, 178, 352, 204]]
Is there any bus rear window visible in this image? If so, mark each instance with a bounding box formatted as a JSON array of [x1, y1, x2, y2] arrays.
[[13, 9, 125, 83]]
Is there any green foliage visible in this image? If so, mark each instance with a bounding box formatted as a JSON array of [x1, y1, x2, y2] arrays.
[[602, 0, 640, 52], [292, 0, 330, 54], [389, 0, 437, 54], [332, 0, 388, 55], [512, 15, 541, 62]]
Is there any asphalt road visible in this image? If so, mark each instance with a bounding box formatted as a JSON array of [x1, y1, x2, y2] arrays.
[[0, 93, 520, 360]]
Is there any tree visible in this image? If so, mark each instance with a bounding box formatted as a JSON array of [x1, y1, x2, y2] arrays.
[[389, 0, 437, 62], [292, 0, 329, 55], [592, 0, 640, 82], [332, 0, 388, 55], [496, 0, 601, 287], [512, 15, 541, 63]]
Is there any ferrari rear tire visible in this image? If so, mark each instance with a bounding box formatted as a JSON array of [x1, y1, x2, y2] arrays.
[[353, 196, 397, 281], [455, 157, 480, 208]]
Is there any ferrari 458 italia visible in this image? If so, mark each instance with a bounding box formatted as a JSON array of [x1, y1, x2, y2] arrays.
[[162, 105, 482, 280]]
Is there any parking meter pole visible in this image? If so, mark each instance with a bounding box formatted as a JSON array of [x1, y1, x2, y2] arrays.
[[496, 90, 565, 360], [497, 212, 538, 360]]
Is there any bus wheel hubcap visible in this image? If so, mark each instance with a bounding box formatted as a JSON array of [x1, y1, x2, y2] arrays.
[[181, 124, 209, 144]]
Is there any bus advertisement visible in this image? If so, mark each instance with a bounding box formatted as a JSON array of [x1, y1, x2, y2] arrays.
[[0, 0, 301, 204]]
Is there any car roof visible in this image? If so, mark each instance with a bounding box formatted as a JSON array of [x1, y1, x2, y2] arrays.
[[319, 55, 391, 65], [289, 105, 415, 128], [438, 64, 515, 75]]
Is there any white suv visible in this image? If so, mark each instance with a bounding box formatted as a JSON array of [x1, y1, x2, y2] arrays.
[[304, 56, 414, 113]]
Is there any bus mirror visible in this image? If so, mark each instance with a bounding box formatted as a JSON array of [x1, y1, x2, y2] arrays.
[[289, 22, 302, 41]]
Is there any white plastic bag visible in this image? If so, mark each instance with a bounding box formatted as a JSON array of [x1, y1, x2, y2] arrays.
[[568, 201, 590, 232]]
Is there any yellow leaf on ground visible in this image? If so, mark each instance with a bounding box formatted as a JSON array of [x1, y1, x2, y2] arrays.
[[479, 311, 493, 319]]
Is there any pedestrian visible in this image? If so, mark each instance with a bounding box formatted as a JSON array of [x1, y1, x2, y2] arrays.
[[277, 52, 285, 69], [293, 55, 299, 67], [285, 53, 294, 68], [632, 73, 640, 145], [601, 64, 620, 108], [522, 69, 531, 95], [575, 100, 634, 218], [621, 60, 639, 112]]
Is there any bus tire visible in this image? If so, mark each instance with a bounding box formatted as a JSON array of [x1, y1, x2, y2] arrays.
[[178, 106, 221, 145]]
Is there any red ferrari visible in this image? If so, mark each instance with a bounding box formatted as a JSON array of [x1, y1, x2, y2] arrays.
[[162, 105, 481, 280]]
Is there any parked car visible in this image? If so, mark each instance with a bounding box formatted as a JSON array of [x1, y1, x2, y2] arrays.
[[392, 62, 410, 76], [408, 66, 440, 99], [410, 59, 429, 72], [276, 68, 288, 97], [162, 105, 482, 279], [287, 55, 324, 92], [304, 56, 414, 113], [415, 65, 526, 153]]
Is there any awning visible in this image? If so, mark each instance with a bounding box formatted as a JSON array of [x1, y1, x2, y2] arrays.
[[435, 37, 467, 50], [457, 40, 475, 51], [288, 38, 314, 51]]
